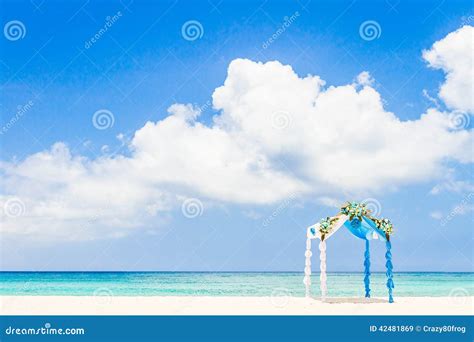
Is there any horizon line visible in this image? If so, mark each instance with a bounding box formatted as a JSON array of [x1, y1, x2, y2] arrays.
[[1, 271, 473, 274]]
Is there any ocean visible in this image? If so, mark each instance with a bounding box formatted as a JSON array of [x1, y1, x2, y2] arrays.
[[0, 272, 472, 297]]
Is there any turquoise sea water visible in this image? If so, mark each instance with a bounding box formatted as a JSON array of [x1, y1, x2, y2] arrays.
[[0, 272, 472, 297]]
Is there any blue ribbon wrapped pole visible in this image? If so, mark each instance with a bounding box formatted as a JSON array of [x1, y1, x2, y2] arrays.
[[385, 240, 394, 303], [363, 239, 371, 298]]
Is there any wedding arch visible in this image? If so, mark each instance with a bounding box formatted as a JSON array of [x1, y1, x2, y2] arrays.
[[303, 201, 395, 303]]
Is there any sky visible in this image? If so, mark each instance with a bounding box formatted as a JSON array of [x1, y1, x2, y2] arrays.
[[0, 0, 473, 272]]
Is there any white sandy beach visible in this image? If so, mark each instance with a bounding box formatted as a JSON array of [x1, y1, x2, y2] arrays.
[[1, 296, 472, 315]]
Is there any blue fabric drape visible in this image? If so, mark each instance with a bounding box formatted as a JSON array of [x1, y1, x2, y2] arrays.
[[339, 215, 394, 303], [364, 239, 371, 298], [343, 219, 366, 239], [344, 217, 387, 241], [361, 216, 387, 241], [385, 240, 394, 303]]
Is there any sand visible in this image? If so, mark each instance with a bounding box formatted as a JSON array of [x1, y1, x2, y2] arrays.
[[1, 296, 473, 315]]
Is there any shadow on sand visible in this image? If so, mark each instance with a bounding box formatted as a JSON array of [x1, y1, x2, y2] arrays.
[[320, 297, 388, 304]]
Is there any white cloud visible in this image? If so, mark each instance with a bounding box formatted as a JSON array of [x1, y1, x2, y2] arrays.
[[1, 143, 171, 240], [429, 170, 474, 195], [423, 25, 474, 114], [316, 196, 342, 208], [242, 210, 263, 220], [430, 211, 443, 220], [356, 71, 374, 87], [131, 103, 306, 204], [2, 31, 474, 241], [444, 194, 474, 221], [453, 203, 474, 215], [212, 59, 472, 193]]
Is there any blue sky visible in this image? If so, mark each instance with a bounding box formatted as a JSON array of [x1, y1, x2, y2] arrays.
[[0, 0, 473, 272]]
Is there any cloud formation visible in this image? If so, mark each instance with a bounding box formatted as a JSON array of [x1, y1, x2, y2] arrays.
[[423, 25, 474, 114], [2, 26, 473, 240]]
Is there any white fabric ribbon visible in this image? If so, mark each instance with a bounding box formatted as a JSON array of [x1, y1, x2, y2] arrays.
[[319, 240, 327, 299], [304, 238, 312, 297]]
